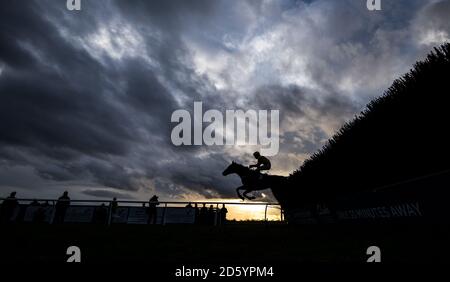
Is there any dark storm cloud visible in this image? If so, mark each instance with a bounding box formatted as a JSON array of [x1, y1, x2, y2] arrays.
[[252, 84, 358, 118], [155, 151, 241, 198], [82, 189, 134, 199], [0, 1, 139, 155], [0, 71, 136, 156], [0, 0, 448, 200], [0, 2, 146, 184], [249, 84, 359, 170], [0, 0, 236, 198], [113, 0, 218, 28]]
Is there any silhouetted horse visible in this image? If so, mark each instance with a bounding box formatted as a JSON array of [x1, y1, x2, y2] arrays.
[[222, 162, 287, 200]]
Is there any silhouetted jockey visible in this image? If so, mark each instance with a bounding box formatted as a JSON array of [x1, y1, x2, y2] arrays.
[[249, 151, 271, 173]]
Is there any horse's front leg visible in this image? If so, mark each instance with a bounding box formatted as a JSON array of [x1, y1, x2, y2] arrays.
[[236, 186, 246, 200]]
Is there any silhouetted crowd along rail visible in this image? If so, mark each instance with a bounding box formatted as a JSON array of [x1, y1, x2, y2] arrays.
[[0, 192, 232, 226]]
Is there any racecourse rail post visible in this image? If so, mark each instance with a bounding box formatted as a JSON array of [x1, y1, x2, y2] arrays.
[[264, 204, 268, 222], [162, 203, 167, 225], [107, 200, 112, 226]]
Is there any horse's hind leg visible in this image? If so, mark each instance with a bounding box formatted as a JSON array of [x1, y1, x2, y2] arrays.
[[243, 190, 256, 200], [236, 186, 245, 200]]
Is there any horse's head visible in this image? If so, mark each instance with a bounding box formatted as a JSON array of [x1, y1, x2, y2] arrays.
[[222, 161, 242, 176]]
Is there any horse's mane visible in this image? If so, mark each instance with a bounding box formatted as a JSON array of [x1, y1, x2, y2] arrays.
[[232, 162, 249, 172]]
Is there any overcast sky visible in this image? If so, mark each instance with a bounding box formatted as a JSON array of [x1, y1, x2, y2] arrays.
[[0, 0, 449, 201]]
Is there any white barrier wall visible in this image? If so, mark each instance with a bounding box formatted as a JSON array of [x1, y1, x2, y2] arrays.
[[64, 206, 95, 223]]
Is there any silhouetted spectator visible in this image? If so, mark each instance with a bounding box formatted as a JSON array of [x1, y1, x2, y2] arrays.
[[186, 203, 193, 208], [220, 204, 228, 225], [54, 191, 70, 224], [194, 203, 199, 224], [147, 195, 159, 224], [39, 201, 50, 223], [94, 203, 108, 225], [32, 201, 48, 224], [27, 199, 41, 223], [108, 198, 119, 223], [34, 208, 46, 223], [110, 197, 118, 213], [208, 205, 215, 225], [0, 192, 19, 223], [199, 204, 207, 225]]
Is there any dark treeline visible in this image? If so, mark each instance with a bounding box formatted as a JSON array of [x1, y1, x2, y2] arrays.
[[276, 43, 450, 208]]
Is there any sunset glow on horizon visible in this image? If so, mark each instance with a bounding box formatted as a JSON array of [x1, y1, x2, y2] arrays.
[[170, 198, 283, 221]]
